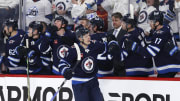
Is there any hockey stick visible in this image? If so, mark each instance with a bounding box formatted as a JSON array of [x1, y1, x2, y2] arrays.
[[50, 43, 81, 101], [26, 39, 31, 101]]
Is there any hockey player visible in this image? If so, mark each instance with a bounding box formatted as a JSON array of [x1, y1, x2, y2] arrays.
[[58, 25, 104, 101], [90, 16, 113, 77], [17, 21, 52, 74], [0, 19, 26, 74], [121, 15, 153, 77], [51, 16, 77, 75], [0, 0, 19, 54], [124, 11, 180, 77]]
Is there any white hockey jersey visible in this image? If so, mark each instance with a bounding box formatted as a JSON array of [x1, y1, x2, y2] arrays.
[[137, 2, 156, 33], [26, 0, 52, 27]]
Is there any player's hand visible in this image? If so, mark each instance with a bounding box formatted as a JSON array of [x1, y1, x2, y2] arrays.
[[107, 34, 116, 43], [28, 50, 36, 59], [124, 39, 139, 52], [108, 41, 120, 56], [61, 36, 74, 46], [63, 68, 73, 80], [47, 25, 58, 38], [16, 46, 28, 58], [164, 41, 178, 56]]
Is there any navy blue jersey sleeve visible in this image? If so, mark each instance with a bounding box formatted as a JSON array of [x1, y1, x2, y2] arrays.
[[136, 26, 172, 58], [58, 46, 77, 75], [38, 34, 52, 54]]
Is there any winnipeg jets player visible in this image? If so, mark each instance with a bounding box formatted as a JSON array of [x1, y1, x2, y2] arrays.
[[124, 11, 180, 77], [90, 16, 114, 77], [0, 19, 26, 74], [58, 25, 104, 101], [17, 21, 52, 74]]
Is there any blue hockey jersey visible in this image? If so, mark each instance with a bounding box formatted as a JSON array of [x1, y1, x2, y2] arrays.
[[20, 33, 52, 74], [91, 32, 114, 77], [52, 30, 78, 75], [59, 41, 105, 85], [121, 27, 154, 76], [3, 29, 27, 74], [136, 25, 180, 74]]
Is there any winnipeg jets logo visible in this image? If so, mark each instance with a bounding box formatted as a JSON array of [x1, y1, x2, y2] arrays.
[[31, 41, 35, 45], [138, 11, 147, 24], [85, 49, 90, 53], [56, 2, 66, 10], [57, 45, 69, 59], [9, 40, 15, 44], [27, 6, 38, 17], [82, 57, 95, 73]]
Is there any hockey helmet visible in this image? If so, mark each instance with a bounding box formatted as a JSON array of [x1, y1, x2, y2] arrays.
[[148, 10, 164, 25], [122, 14, 136, 27], [54, 16, 68, 26], [29, 21, 43, 34], [4, 18, 18, 30], [90, 16, 104, 31], [75, 25, 89, 39]]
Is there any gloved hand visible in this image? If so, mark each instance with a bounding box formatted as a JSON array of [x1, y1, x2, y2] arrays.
[[124, 39, 139, 52], [108, 41, 120, 56], [164, 41, 178, 56], [16, 46, 28, 58], [113, 59, 126, 76], [47, 25, 58, 39], [63, 68, 73, 80], [28, 50, 36, 59], [107, 34, 116, 43], [0, 56, 4, 65], [61, 36, 74, 46]]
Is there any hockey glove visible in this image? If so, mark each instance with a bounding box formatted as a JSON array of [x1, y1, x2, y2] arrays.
[[124, 39, 139, 52], [164, 41, 178, 56], [16, 46, 28, 58], [108, 41, 120, 56], [47, 25, 58, 39], [63, 68, 73, 80], [61, 36, 74, 46], [28, 50, 38, 65], [28, 50, 36, 59], [0, 56, 3, 65], [107, 34, 116, 43], [113, 59, 126, 76]]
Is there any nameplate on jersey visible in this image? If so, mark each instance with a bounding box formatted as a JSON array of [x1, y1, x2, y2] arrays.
[[57, 45, 70, 59], [138, 11, 148, 24], [81, 56, 95, 73]]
